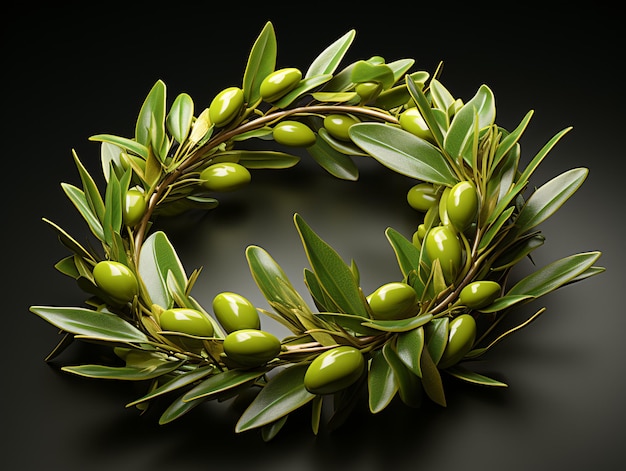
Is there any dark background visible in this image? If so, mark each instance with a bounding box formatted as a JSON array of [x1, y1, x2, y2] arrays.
[[4, 4, 624, 470]]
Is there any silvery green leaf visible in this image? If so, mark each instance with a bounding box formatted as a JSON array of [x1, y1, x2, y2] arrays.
[[385, 227, 421, 278], [361, 313, 432, 333], [62, 360, 183, 381], [136, 80, 166, 160], [305, 29, 355, 78], [490, 233, 545, 271], [90, 134, 150, 160], [491, 110, 533, 171], [350, 61, 395, 89], [158, 390, 206, 425], [395, 327, 425, 377], [235, 363, 315, 433], [72, 150, 105, 223], [243, 21, 276, 104], [43, 218, 95, 262], [349, 122, 458, 186], [429, 79, 455, 115], [29, 306, 150, 344], [406, 75, 445, 146], [166, 92, 194, 144], [229, 150, 300, 169], [184, 368, 267, 402], [61, 183, 105, 241], [103, 168, 122, 246], [385, 59, 416, 84], [273, 74, 333, 108], [138, 231, 188, 309], [317, 127, 368, 157], [101, 141, 124, 183], [306, 135, 359, 180], [446, 366, 508, 387]]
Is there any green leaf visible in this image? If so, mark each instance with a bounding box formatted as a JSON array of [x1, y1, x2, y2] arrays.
[[158, 390, 205, 425], [368, 349, 398, 413], [492, 110, 534, 171], [261, 416, 289, 442], [103, 169, 122, 246], [382, 341, 422, 408], [136, 80, 166, 160], [419, 345, 446, 406], [230, 150, 300, 169], [294, 213, 369, 318], [42, 219, 94, 262], [514, 167, 588, 234], [29, 306, 150, 344], [89, 134, 150, 160], [362, 313, 433, 333], [305, 29, 355, 78], [349, 122, 458, 186], [273, 74, 333, 108], [385, 227, 421, 278], [424, 317, 448, 365], [61, 183, 105, 241], [183, 368, 266, 402], [62, 360, 183, 381], [138, 231, 188, 309], [315, 312, 380, 336], [235, 364, 315, 433], [167, 92, 194, 144], [243, 21, 277, 104], [395, 327, 425, 377], [507, 251, 602, 298], [126, 365, 216, 407], [479, 294, 535, 313], [446, 366, 508, 387], [350, 61, 395, 89], [444, 84, 495, 163], [490, 233, 545, 271], [72, 150, 105, 223], [406, 75, 445, 146], [306, 136, 359, 180], [478, 206, 515, 252]]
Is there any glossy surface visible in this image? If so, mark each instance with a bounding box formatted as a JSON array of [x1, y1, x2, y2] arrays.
[[304, 346, 365, 395], [399, 107, 435, 142], [424, 225, 463, 283], [260, 67, 302, 102], [355, 81, 382, 103], [367, 282, 418, 320], [223, 329, 281, 367], [459, 281, 501, 309], [438, 314, 476, 369], [323, 114, 360, 141], [446, 181, 479, 232], [272, 120, 316, 147], [212, 291, 260, 333], [123, 189, 147, 227], [208, 86, 244, 127], [200, 162, 251, 192], [407, 182, 438, 212], [159, 308, 215, 337], [92, 261, 138, 303]]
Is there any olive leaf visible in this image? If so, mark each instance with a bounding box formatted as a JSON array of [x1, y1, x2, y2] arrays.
[[62, 360, 183, 381], [158, 390, 206, 425], [103, 167, 123, 246], [135, 80, 167, 161], [61, 183, 105, 241], [273, 74, 333, 108], [349, 122, 459, 186], [72, 150, 105, 223], [261, 416, 289, 442], [223, 150, 300, 169], [235, 363, 315, 433], [445, 366, 508, 387], [382, 341, 422, 408], [306, 135, 359, 180], [424, 317, 448, 365], [385, 227, 421, 278], [419, 345, 446, 407], [406, 75, 446, 146], [395, 327, 425, 377], [305, 28, 355, 78], [294, 213, 370, 318], [350, 61, 396, 90], [243, 21, 277, 104], [166, 92, 194, 145], [183, 368, 267, 402], [42, 218, 96, 262], [361, 313, 433, 333], [90, 133, 150, 160], [29, 306, 150, 344], [491, 110, 534, 172], [138, 231, 188, 309], [368, 349, 398, 413]]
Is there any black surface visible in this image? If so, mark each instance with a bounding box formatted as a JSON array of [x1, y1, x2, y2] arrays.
[[4, 5, 624, 471]]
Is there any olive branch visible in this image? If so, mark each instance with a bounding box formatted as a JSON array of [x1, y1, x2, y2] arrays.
[[30, 21, 604, 441]]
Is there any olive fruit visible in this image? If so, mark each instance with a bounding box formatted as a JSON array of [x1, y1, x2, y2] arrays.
[[446, 181, 479, 232], [303, 346, 365, 395], [223, 329, 281, 368], [399, 107, 434, 142], [367, 282, 418, 320], [272, 120, 316, 147], [438, 314, 476, 369], [355, 81, 382, 103], [407, 183, 438, 212], [424, 225, 463, 283], [159, 308, 215, 337], [93, 260, 138, 303], [200, 162, 251, 192], [209, 86, 244, 127], [260, 67, 302, 102], [212, 291, 260, 333], [323, 114, 360, 141], [123, 189, 147, 227], [459, 281, 501, 309]]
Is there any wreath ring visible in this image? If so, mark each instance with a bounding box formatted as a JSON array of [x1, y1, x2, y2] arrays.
[[30, 21, 604, 441]]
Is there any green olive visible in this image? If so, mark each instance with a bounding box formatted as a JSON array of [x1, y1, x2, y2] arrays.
[[212, 291, 260, 333], [209, 86, 244, 127], [446, 181, 479, 232], [160, 308, 215, 337], [367, 282, 418, 320], [424, 225, 463, 283], [407, 183, 438, 212], [272, 120, 316, 147], [260, 67, 302, 102], [412, 223, 427, 247], [200, 162, 251, 192], [459, 281, 501, 309], [438, 314, 476, 369], [223, 329, 281, 368], [304, 346, 365, 395], [399, 107, 434, 142], [93, 260, 138, 303], [438, 186, 451, 226], [355, 81, 383, 103], [123, 189, 147, 227], [323, 114, 360, 141]]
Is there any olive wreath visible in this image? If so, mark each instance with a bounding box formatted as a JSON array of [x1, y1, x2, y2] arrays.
[[30, 21, 604, 441]]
